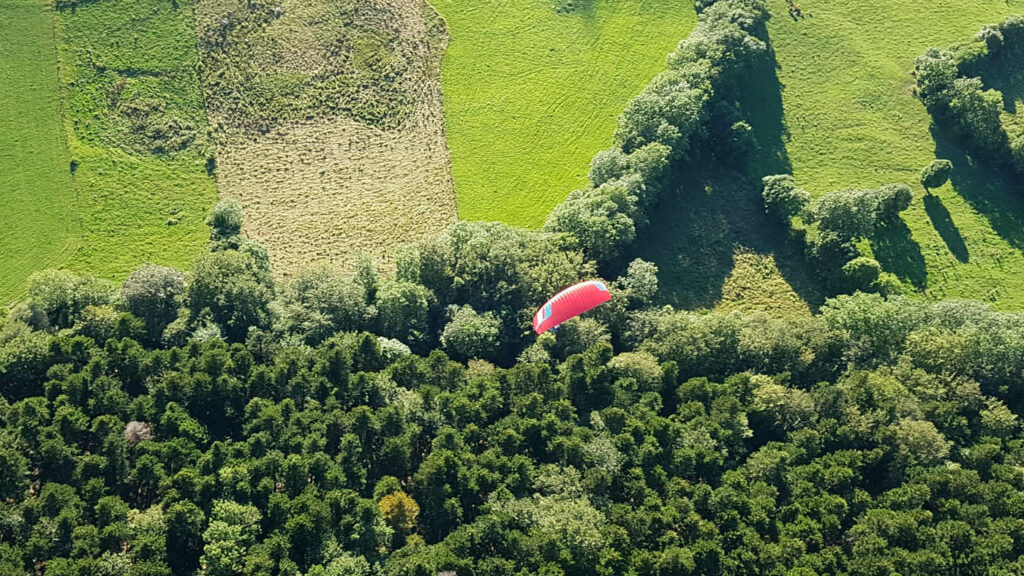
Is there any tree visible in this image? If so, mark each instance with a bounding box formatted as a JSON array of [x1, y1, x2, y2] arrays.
[[376, 281, 432, 345], [948, 77, 1009, 158], [893, 419, 951, 468], [440, 306, 501, 361], [121, 264, 186, 338], [0, 448, 29, 500], [187, 249, 274, 342], [200, 501, 262, 576], [804, 188, 880, 240], [762, 174, 811, 220], [920, 159, 953, 192], [379, 491, 420, 536], [25, 269, 115, 330], [842, 257, 882, 293], [914, 48, 958, 114], [166, 502, 205, 576], [206, 199, 243, 239], [616, 259, 659, 307], [276, 269, 369, 344], [876, 184, 913, 221]]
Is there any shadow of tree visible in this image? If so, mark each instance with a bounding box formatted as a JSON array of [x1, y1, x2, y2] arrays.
[[871, 219, 928, 289], [744, 42, 793, 177], [632, 43, 823, 310], [924, 194, 969, 262], [932, 126, 1024, 253]]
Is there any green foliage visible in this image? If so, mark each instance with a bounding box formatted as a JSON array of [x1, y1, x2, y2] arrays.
[[920, 159, 954, 190], [842, 257, 883, 293], [762, 174, 811, 220], [121, 264, 187, 339], [187, 250, 274, 342], [440, 306, 501, 362], [205, 199, 243, 240], [23, 270, 116, 331], [376, 281, 432, 346]]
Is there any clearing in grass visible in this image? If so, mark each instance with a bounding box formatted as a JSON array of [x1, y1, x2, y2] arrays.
[[196, 0, 456, 278], [0, 0, 76, 304], [432, 0, 697, 228], [53, 0, 217, 285]]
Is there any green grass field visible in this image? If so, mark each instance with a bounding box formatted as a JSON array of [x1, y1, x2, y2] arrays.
[[0, 0, 76, 304], [53, 0, 216, 286], [762, 0, 1024, 308], [432, 0, 697, 227], [640, 0, 1024, 312]]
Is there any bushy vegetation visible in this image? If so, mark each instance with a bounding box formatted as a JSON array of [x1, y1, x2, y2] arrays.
[[431, 0, 698, 227], [8, 185, 1024, 575], [545, 0, 770, 269]]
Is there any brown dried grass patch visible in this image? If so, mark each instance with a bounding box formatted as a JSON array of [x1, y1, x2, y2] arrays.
[[203, 0, 455, 278]]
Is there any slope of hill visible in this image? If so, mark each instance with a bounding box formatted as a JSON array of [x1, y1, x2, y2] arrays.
[[763, 0, 1023, 307], [432, 0, 698, 227], [0, 0, 76, 304]]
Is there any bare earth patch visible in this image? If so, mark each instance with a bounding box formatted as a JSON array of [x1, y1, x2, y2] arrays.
[[200, 0, 456, 278]]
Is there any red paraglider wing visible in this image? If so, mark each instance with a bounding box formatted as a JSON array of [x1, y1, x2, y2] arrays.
[[533, 280, 611, 334]]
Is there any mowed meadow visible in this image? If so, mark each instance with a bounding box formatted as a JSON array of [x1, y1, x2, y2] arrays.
[[432, 0, 698, 227], [54, 0, 217, 287], [0, 0, 76, 302]]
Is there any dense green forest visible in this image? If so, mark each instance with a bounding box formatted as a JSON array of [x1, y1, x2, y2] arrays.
[[6, 0, 1024, 575]]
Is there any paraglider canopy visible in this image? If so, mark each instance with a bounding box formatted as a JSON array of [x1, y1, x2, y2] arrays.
[[533, 280, 611, 334]]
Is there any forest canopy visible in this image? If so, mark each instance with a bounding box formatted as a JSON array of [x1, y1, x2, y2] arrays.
[[5, 1, 1024, 576]]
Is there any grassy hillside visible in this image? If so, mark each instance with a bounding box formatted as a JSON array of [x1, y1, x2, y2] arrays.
[[53, 0, 217, 283], [432, 0, 697, 227], [0, 0, 76, 304], [762, 0, 1024, 307]]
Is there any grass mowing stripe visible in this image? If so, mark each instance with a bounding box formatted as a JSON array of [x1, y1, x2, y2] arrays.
[[0, 0, 76, 304], [432, 0, 697, 228]]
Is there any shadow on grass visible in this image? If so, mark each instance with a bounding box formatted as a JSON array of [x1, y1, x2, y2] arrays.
[[924, 194, 969, 263], [932, 127, 1024, 253], [871, 220, 928, 289], [744, 42, 793, 177], [632, 41, 823, 311]]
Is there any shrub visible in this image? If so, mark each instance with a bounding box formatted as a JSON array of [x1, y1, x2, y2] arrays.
[[25, 269, 115, 330], [920, 159, 953, 191], [206, 199, 243, 239], [842, 257, 882, 293], [440, 306, 501, 361], [876, 184, 913, 221], [761, 174, 811, 220]]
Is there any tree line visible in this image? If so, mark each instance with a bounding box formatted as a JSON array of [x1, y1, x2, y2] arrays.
[[915, 16, 1024, 176]]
